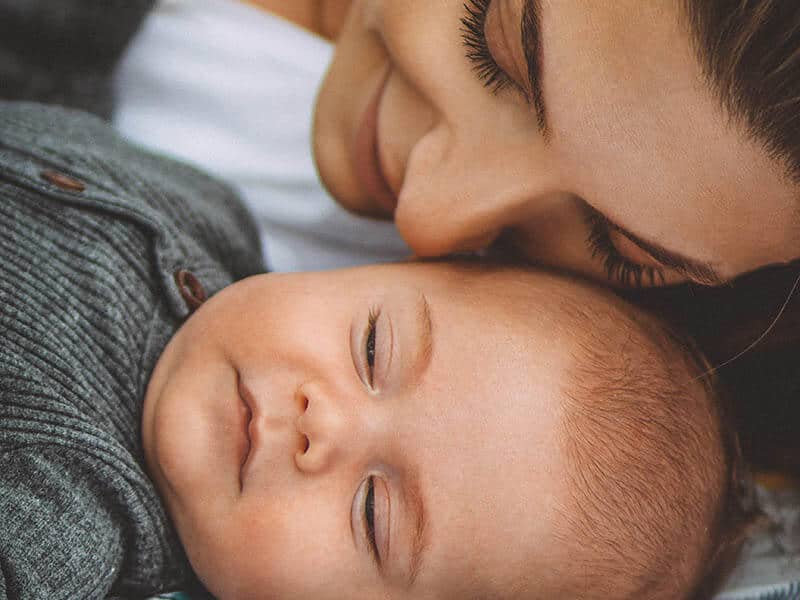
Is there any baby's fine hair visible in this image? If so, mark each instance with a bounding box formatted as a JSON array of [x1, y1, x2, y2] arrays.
[[420, 258, 753, 599], [554, 296, 754, 600]]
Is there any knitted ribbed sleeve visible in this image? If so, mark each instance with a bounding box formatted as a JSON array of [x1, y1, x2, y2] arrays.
[[0, 102, 265, 599]]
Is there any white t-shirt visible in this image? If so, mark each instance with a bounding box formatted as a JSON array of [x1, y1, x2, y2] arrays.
[[113, 0, 409, 272]]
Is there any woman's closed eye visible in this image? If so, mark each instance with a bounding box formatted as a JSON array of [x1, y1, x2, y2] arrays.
[[461, 0, 526, 98], [582, 205, 670, 288]]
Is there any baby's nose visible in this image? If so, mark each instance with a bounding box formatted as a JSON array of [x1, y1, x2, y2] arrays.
[[293, 382, 351, 474]]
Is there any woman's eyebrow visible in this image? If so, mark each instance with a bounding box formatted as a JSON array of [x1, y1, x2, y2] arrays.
[[521, 0, 549, 138]]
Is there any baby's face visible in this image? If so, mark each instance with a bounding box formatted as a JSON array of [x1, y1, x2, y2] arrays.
[[142, 263, 586, 599]]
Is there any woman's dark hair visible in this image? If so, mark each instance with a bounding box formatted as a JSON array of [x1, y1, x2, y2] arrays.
[[622, 262, 800, 478], [682, 0, 800, 183]]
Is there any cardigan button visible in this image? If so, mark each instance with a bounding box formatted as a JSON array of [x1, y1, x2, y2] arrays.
[[40, 169, 86, 192], [173, 269, 207, 312]]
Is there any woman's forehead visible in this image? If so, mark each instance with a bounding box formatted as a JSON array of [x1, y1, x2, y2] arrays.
[[528, 0, 800, 279]]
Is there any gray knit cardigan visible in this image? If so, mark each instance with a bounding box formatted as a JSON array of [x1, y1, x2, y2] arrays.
[[0, 101, 264, 599]]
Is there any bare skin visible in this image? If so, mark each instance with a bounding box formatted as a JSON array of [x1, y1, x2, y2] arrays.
[[243, 0, 350, 40]]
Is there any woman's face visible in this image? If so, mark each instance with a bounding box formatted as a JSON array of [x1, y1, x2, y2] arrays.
[[313, 0, 799, 287]]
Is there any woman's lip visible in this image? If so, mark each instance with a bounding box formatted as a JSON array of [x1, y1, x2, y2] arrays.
[[353, 68, 398, 215], [237, 378, 255, 490]]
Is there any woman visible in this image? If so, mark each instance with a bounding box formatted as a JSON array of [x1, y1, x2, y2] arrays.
[[311, 1, 799, 286], [311, 0, 800, 291]]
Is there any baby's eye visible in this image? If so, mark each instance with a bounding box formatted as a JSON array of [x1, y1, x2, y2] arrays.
[[361, 475, 390, 569], [365, 309, 378, 387], [365, 476, 379, 563]]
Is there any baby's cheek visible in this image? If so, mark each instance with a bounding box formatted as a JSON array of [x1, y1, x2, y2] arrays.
[[177, 506, 281, 599]]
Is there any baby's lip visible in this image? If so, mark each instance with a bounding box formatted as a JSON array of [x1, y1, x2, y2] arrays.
[[237, 378, 255, 490]]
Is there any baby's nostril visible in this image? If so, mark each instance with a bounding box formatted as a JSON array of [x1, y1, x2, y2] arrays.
[[302, 435, 310, 454], [295, 391, 310, 414]]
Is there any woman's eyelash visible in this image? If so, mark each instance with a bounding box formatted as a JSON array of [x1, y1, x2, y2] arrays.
[[365, 309, 378, 387], [460, 0, 515, 94], [582, 208, 667, 288], [459, 3, 660, 289], [365, 476, 380, 564]]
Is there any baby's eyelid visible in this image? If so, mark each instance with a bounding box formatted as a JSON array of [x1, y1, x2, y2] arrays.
[[368, 309, 394, 393], [353, 477, 380, 566], [367, 476, 391, 570], [377, 477, 391, 569], [351, 307, 381, 390], [378, 314, 393, 391]]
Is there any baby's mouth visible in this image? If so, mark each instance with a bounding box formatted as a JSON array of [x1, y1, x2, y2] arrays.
[[237, 377, 254, 490]]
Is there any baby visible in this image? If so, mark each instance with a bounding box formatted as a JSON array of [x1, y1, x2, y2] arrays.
[[1, 103, 740, 600], [142, 261, 740, 600]]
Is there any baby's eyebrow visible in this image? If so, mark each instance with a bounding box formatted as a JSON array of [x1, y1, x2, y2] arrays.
[[400, 292, 432, 587], [413, 292, 434, 381], [404, 465, 429, 587]]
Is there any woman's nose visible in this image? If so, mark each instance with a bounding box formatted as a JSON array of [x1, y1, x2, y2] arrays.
[[392, 121, 557, 258], [293, 382, 360, 475], [394, 179, 529, 257]]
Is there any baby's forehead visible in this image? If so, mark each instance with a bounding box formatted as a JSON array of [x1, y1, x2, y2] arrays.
[[447, 265, 699, 411], [406, 262, 672, 381], [435, 263, 644, 331]]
